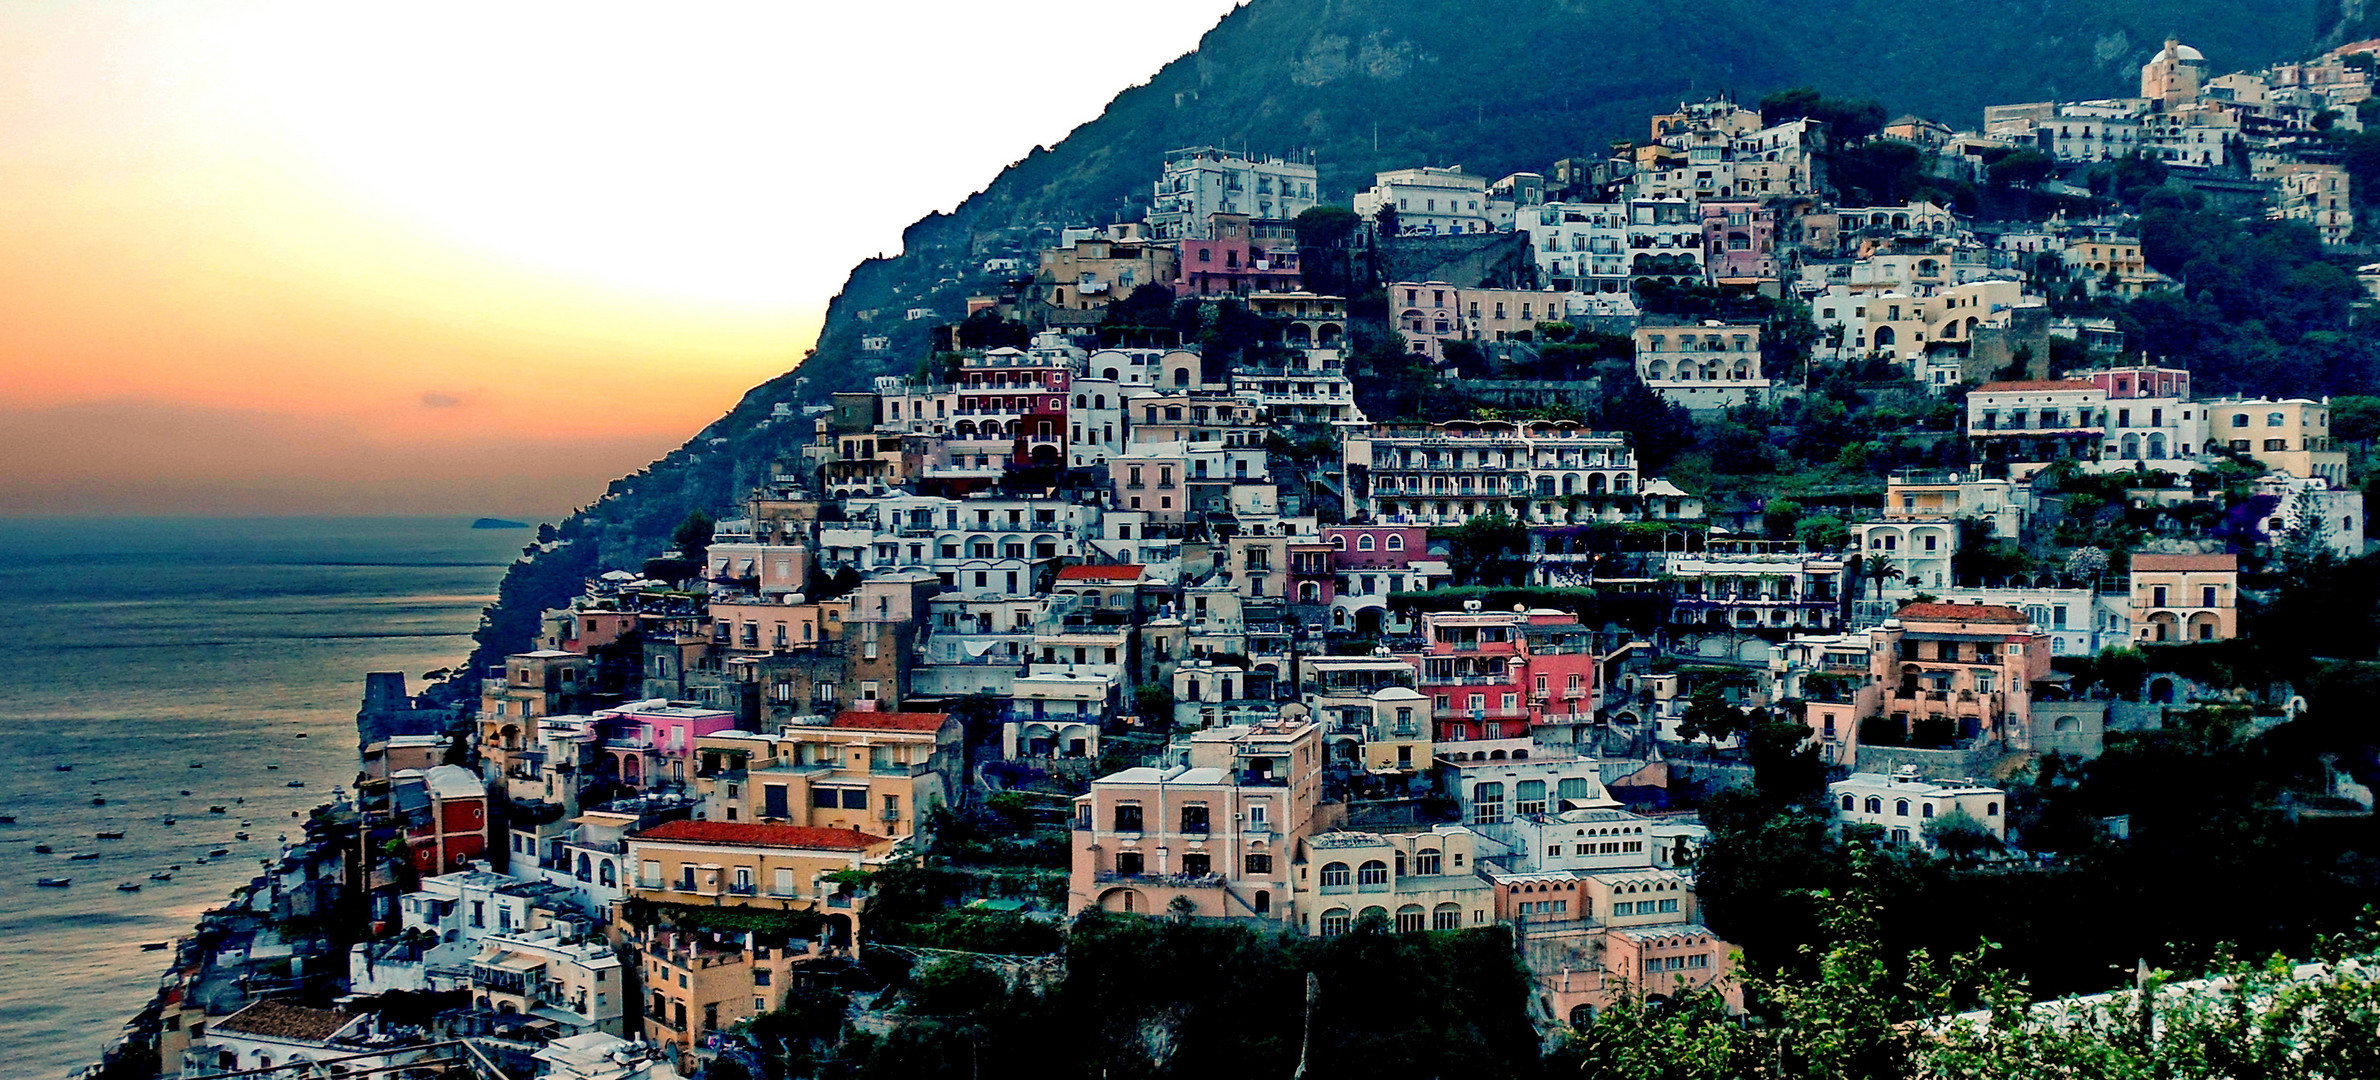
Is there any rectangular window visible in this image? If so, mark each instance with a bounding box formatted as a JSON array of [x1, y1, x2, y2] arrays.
[[1245, 853, 1273, 875], [1114, 803, 1144, 832]]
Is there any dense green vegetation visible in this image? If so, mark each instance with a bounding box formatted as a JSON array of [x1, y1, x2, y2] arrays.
[[726, 912, 1538, 1080]]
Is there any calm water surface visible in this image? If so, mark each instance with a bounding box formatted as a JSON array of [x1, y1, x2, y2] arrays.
[[0, 518, 528, 1077]]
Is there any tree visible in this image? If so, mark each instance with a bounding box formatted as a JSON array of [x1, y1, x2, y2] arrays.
[[1863, 554, 1904, 599], [1747, 716, 1829, 808], [1759, 87, 1886, 141], [1674, 686, 1750, 744], [1922, 806, 2001, 865], [2064, 545, 2110, 584], [1441, 511, 1530, 587], [954, 308, 1030, 349], [671, 509, 715, 562], [1986, 148, 2055, 189], [1762, 499, 1805, 541]]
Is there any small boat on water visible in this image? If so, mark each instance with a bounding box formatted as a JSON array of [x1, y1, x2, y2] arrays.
[[69, 851, 99, 861], [162, 817, 175, 826], [33, 844, 53, 854], [140, 941, 170, 951], [238, 820, 250, 827], [193, 857, 209, 865], [179, 790, 192, 796], [116, 881, 140, 892], [207, 847, 230, 857], [96, 831, 124, 840], [208, 806, 227, 814], [188, 762, 203, 769], [90, 796, 106, 807], [166, 863, 180, 870], [286, 781, 305, 788], [294, 733, 308, 739], [0, 814, 16, 824], [37, 878, 70, 887], [55, 764, 72, 772], [234, 832, 250, 841], [266, 765, 279, 771], [150, 871, 173, 881]]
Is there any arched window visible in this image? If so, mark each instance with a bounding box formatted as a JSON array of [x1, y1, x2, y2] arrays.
[[1986, 802, 2000, 816], [1433, 902, 1464, 930], [1320, 908, 1350, 936], [576, 853, 592, 881], [1358, 534, 1375, 551], [1358, 860, 1390, 886], [1396, 904, 1427, 933], [2267, 412, 2286, 427], [1841, 794, 1856, 811], [1894, 799, 1910, 817], [1321, 862, 1350, 887], [1330, 535, 1347, 549], [1865, 797, 1883, 814], [1254, 890, 1271, 913], [598, 860, 615, 887], [1921, 803, 1935, 818], [1386, 534, 1404, 551]]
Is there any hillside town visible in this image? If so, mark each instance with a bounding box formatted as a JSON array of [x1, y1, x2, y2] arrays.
[[86, 36, 2380, 1080]]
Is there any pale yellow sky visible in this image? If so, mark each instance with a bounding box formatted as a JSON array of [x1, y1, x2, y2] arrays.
[[0, 1, 1245, 516]]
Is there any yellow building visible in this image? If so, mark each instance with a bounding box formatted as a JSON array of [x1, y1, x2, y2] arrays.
[[2206, 398, 2349, 486], [691, 711, 961, 840], [1291, 826, 1498, 935], [2128, 553, 2238, 643], [621, 819, 900, 1052]]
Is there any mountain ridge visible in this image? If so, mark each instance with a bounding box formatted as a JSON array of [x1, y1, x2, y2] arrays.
[[467, 0, 2334, 669]]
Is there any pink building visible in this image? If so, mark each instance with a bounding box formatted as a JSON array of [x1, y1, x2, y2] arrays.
[[1176, 213, 1303, 297], [1700, 200, 1778, 284], [602, 701, 743, 792], [1323, 526, 1442, 636]]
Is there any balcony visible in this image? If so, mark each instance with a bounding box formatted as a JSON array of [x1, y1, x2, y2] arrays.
[[1094, 871, 1224, 887], [726, 883, 758, 897]]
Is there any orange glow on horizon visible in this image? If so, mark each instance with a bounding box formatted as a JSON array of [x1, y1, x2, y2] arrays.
[[0, 1, 1249, 517]]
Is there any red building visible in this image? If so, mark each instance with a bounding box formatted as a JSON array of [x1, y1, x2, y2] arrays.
[[399, 764, 489, 875], [953, 347, 1070, 468], [1397, 609, 1600, 756]]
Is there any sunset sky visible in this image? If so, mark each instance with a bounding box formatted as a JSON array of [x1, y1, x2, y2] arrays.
[[0, 2, 1244, 517]]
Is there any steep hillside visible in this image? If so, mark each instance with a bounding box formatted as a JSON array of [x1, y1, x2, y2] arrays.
[[466, 0, 2333, 671]]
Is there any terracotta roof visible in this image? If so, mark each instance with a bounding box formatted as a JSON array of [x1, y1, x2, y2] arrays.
[[2131, 553, 2238, 572], [829, 710, 950, 732], [632, 820, 889, 851], [1975, 379, 2098, 392], [1897, 602, 2031, 624], [215, 1001, 352, 1043], [1055, 564, 1144, 581]]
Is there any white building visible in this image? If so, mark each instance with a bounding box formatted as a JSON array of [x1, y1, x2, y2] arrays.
[[1632, 321, 1773, 414], [1521, 202, 1631, 293], [1354, 420, 1640, 527], [1830, 768, 2006, 848], [465, 928, 627, 1035], [183, 1002, 432, 1078], [1354, 166, 1505, 235], [1146, 146, 1319, 240]]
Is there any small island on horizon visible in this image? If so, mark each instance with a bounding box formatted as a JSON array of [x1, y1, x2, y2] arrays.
[[469, 517, 530, 530]]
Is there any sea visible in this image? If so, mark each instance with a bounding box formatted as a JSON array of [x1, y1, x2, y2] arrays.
[[0, 517, 530, 1078]]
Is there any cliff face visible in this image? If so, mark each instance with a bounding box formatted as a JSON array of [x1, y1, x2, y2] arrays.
[[470, 0, 2331, 668]]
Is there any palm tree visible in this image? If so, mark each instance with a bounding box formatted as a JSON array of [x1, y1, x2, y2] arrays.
[[1865, 555, 1904, 600]]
